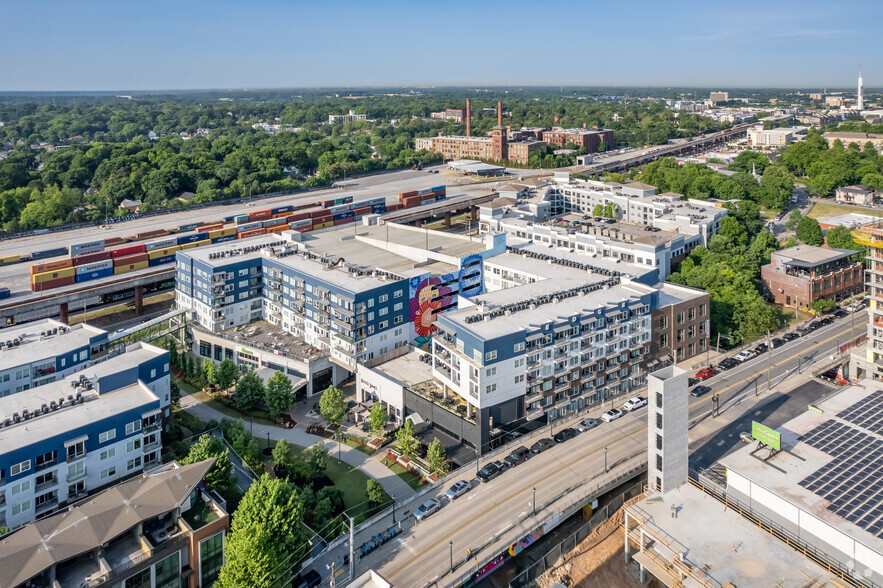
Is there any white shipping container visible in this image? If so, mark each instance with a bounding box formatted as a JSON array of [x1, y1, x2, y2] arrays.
[[75, 260, 114, 274], [329, 205, 351, 215], [145, 237, 178, 251], [289, 219, 312, 228], [262, 218, 286, 228], [71, 240, 105, 255], [236, 221, 263, 233]]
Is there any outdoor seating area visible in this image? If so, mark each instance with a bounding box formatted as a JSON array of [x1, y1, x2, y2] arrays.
[[409, 379, 476, 423]]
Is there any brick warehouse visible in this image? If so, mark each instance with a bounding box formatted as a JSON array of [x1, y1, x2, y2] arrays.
[[761, 245, 863, 309]]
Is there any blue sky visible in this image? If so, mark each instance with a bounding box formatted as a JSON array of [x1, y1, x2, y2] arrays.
[[1, 0, 879, 91]]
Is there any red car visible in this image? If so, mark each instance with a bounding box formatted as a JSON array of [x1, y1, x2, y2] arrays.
[[695, 368, 718, 380]]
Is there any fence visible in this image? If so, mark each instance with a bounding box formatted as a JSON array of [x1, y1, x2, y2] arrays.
[[507, 480, 644, 588]]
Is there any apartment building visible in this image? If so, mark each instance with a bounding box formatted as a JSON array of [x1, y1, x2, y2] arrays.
[[747, 127, 803, 147], [0, 342, 170, 529], [541, 127, 614, 151], [506, 139, 546, 165], [328, 110, 367, 124], [823, 131, 883, 151], [175, 225, 506, 390], [761, 245, 864, 309], [430, 109, 466, 122], [650, 284, 711, 366], [835, 184, 875, 206], [0, 459, 228, 588], [0, 320, 109, 398]]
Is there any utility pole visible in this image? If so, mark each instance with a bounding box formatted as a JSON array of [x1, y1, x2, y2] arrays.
[[604, 446, 608, 472], [716, 332, 721, 355], [349, 515, 354, 581], [766, 331, 771, 395]]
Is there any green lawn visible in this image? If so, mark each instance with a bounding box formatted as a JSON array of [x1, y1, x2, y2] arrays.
[[807, 201, 883, 220], [174, 373, 277, 426], [286, 443, 391, 523], [342, 435, 376, 456], [384, 459, 426, 490]]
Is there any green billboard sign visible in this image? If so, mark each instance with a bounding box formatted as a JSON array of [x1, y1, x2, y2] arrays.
[[751, 421, 781, 451]]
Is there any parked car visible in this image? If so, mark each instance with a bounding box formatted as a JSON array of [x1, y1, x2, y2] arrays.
[[530, 438, 555, 454], [292, 570, 322, 588], [695, 367, 718, 380], [819, 317, 834, 327], [754, 343, 768, 354], [553, 428, 578, 443], [795, 326, 810, 336], [734, 350, 757, 362], [808, 321, 821, 331], [414, 498, 441, 521], [504, 446, 531, 467], [848, 302, 866, 313], [782, 332, 800, 342], [601, 408, 624, 422], [771, 337, 784, 349], [740, 431, 754, 443], [688, 377, 700, 387], [690, 385, 712, 397], [577, 418, 601, 432], [717, 357, 740, 370], [834, 309, 848, 319], [476, 462, 503, 483], [623, 396, 648, 411], [446, 480, 472, 500]]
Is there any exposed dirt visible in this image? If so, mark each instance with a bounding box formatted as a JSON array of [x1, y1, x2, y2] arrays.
[[536, 497, 658, 588]]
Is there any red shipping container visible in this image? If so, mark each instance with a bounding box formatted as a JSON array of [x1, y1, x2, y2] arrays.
[[136, 229, 166, 239], [113, 253, 149, 266], [238, 228, 266, 239], [293, 225, 312, 233], [31, 259, 74, 275], [247, 209, 272, 222], [288, 212, 311, 222], [111, 244, 147, 258], [402, 190, 418, 197], [386, 203, 402, 211], [104, 236, 123, 246], [31, 275, 75, 292], [310, 210, 330, 219], [353, 207, 371, 215], [73, 251, 113, 266], [334, 217, 353, 226], [196, 223, 224, 234]]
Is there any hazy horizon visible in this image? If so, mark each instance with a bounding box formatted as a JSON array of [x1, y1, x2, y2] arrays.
[[2, 0, 880, 92]]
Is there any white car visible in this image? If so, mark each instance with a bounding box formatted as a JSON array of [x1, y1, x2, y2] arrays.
[[414, 498, 441, 521], [445, 480, 471, 500], [735, 350, 757, 362], [623, 397, 648, 411], [601, 408, 624, 422]]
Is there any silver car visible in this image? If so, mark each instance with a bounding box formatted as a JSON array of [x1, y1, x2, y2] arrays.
[[414, 498, 441, 521], [446, 480, 472, 500]]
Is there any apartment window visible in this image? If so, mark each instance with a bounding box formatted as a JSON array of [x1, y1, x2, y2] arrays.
[[127, 438, 142, 452], [676, 346, 684, 361], [11, 480, 30, 496], [656, 434, 663, 450], [485, 367, 497, 377], [699, 303, 707, 317], [126, 420, 142, 435], [367, 312, 374, 321], [36, 451, 57, 469], [676, 329, 685, 343], [394, 315, 403, 325], [700, 338, 707, 351], [100, 448, 116, 461], [99, 429, 117, 443], [656, 454, 663, 472], [514, 342, 525, 353], [12, 501, 30, 516], [485, 350, 497, 361], [127, 456, 143, 471], [379, 294, 388, 303], [379, 307, 388, 316], [656, 392, 663, 408], [100, 467, 117, 480], [688, 342, 695, 356], [656, 412, 662, 429], [658, 333, 668, 348], [486, 384, 497, 394], [67, 461, 85, 479], [394, 289, 403, 298], [200, 532, 225, 587], [367, 298, 374, 308], [676, 311, 685, 325], [68, 481, 85, 499], [11, 460, 30, 476], [688, 307, 695, 321], [394, 302, 403, 311], [699, 321, 706, 335]]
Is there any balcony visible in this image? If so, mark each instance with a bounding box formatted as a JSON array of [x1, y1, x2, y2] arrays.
[[35, 496, 59, 515], [35, 476, 58, 493], [143, 422, 161, 434], [35, 458, 58, 472], [66, 451, 86, 464], [68, 468, 87, 482]]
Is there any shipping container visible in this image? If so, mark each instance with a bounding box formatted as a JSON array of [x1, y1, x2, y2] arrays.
[[271, 205, 293, 215], [262, 218, 287, 228], [322, 199, 335, 207], [332, 211, 354, 221], [329, 205, 350, 215], [386, 203, 402, 212], [235, 222, 261, 233], [333, 198, 344, 205], [368, 198, 385, 206], [288, 212, 311, 222], [113, 253, 149, 266], [314, 221, 334, 230], [148, 245, 182, 260], [343, 196, 353, 204], [371, 205, 387, 214], [402, 199, 420, 209], [111, 244, 147, 258], [291, 225, 312, 233], [145, 237, 178, 251], [180, 240, 210, 250], [136, 229, 166, 240], [333, 217, 354, 226], [70, 240, 105, 256], [212, 234, 237, 244], [31, 276, 75, 292], [73, 251, 113, 266], [234, 214, 250, 223], [104, 236, 123, 246], [0, 254, 20, 266], [208, 227, 237, 239], [196, 223, 224, 234], [31, 259, 74, 274], [114, 260, 149, 274], [247, 209, 272, 222], [178, 223, 200, 232], [76, 260, 114, 275], [402, 190, 418, 198], [148, 254, 176, 267], [417, 188, 432, 196], [353, 206, 371, 216], [310, 210, 332, 219], [268, 225, 288, 234], [0, 287, 10, 299], [177, 233, 210, 245], [223, 215, 236, 223], [431, 185, 445, 193], [238, 228, 266, 239], [435, 194, 447, 201], [31, 247, 69, 260], [289, 219, 312, 229], [75, 267, 114, 283]]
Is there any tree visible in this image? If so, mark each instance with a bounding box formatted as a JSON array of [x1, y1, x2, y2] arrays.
[[785, 209, 803, 230], [426, 438, 447, 475], [265, 371, 294, 421], [170, 381, 180, 407], [234, 370, 265, 411], [308, 441, 327, 480], [396, 419, 418, 458], [592, 204, 604, 217], [796, 216, 824, 246], [369, 402, 387, 438], [319, 385, 346, 426], [272, 438, 292, 467], [202, 358, 215, 386], [186, 355, 196, 380], [825, 225, 862, 252], [167, 337, 178, 367], [367, 478, 385, 505], [216, 358, 239, 391], [215, 475, 306, 588], [180, 434, 235, 492], [811, 298, 837, 314]]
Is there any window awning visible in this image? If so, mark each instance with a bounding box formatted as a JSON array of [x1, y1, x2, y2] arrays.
[[553, 325, 571, 334], [64, 435, 88, 448], [141, 409, 161, 419], [526, 333, 544, 342]]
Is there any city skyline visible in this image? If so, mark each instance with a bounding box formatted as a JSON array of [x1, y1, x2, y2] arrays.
[[2, 0, 881, 92]]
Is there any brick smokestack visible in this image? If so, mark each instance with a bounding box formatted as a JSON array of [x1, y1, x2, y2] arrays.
[[497, 101, 502, 126], [466, 99, 471, 137]]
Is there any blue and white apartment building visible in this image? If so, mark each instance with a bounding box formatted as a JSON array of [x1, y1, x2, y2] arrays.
[[0, 340, 170, 529], [174, 222, 506, 396]]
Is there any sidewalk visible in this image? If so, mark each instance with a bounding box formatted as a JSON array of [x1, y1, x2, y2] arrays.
[[178, 392, 416, 500]]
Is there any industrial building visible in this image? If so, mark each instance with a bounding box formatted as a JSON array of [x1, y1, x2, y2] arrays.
[[175, 224, 506, 394], [0, 340, 170, 528], [760, 245, 863, 309], [541, 127, 614, 151], [0, 459, 228, 588]]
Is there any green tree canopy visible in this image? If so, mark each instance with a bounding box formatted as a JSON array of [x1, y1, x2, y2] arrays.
[[367, 478, 385, 505], [216, 358, 239, 391], [180, 434, 235, 492], [272, 438, 292, 467], [202, 358, 215, 385], [265, 371, 294, 420], [396, 419, 418, 458], [234, 370, 265, 411], [319, 385, 346, 426], [427, 438, 447, 475], [796, 216, 824, 246], [308, 441, 328, 480], [369, 402, 387, 438]]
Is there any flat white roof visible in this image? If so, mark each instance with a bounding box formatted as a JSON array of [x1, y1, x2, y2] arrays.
[[371, 351, 434, 387], [0, 322, 106, 369]]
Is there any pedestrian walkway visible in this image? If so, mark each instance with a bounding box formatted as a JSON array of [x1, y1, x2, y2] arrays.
[[178, 392, 416, 499]]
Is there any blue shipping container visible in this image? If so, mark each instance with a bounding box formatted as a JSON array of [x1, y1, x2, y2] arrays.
[[75, 268, 114, 283], [177, 233, 210, 245], [343, 196, 353, 204], [431, 185, 445, 192], [368, 198, 385, 206], [223, 215, 236, 222], [435, 194, 446, 201], [371, 205, 387, 213], [271, 205, 293, 215], [178, 223, 199, 232], [211, 235, 237, 244], [32, 247, 69, 260], [148, 255, 176, 267], [0, 287, 10, 299], [332, 212, 354, 221]]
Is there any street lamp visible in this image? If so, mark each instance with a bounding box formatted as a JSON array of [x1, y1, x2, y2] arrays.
[[449, 541, 454, 573], [604, 446, 608, 473], [532, 487, 536, 516], [392, 494, 396, 524]]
